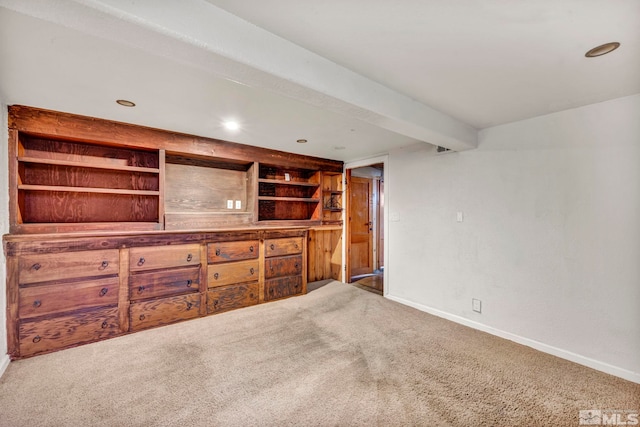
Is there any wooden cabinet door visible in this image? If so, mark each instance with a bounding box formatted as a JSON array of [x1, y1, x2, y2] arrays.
[[208, 259, 259, 288], [207, 282, 259, 314], [19, 306, 120, 356], [129, 266, 200, 301], [129, 244, 201, 272], [19, 276, 119, 319], [19, 250, 119, 284], [264, 237, 303, 257], [129, 293, 200, 331], [264, 276, 303, 301], [208, 240, 259, 263], [265, 255, 303, 279]]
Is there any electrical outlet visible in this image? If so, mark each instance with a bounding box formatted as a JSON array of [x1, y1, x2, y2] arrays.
[[284, 172, 291, 181], [472, 298, 482, 313], [457, 211, 464, 222], [235, 200, 241, 209], [227, 200, 233, 209]]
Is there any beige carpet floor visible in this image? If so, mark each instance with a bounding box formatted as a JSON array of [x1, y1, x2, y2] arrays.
[[0, 281, 638, 426]]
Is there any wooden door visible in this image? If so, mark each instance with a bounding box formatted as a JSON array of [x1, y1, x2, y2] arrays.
[[349, 176, 374, 279]]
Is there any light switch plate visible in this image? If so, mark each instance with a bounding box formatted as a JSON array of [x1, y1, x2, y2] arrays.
[[227, 200, 233, 209], [235, 200, 241, 209], [457, 211, 464, 222]]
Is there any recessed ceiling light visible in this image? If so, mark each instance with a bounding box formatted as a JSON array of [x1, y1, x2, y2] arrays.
[[116, 99, 135, 107], [223, 121, 240, 131], [585, 42, 620, 58], [296, 139, 308, 144]]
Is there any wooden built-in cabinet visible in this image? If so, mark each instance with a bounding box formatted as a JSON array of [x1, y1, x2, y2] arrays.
[[4, 105, 340, 359], [5, 229, 307, 358]]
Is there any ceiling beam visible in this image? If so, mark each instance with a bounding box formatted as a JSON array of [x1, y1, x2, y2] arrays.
[[0, 0, 478, 151]]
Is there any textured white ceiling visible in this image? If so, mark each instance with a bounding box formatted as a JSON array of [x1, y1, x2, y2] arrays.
[[0, 0, 638, 162], [206, 0, 640, 129]]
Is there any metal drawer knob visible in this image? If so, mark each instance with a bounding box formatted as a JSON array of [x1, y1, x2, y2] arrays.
[[137, 257, 145, 266], [213, 273, 219, 280], [187, 253, 193, 262], [215, 248, 221, 256], [99, 288, 108, 297], [138, 286, 145, 293], [33, 300, 42, 308], [186, 280, 193, 287], [249, 246, 254, 252], [31, 263, 41, 271], [270, 244, 275, 250], [186, 302, 193, 310], [33, 335, 41, 343], [100, 260, 109, 270], [139, 314, 146, 321], [250, 268, 255, 275], [101, 321, 108, 329]]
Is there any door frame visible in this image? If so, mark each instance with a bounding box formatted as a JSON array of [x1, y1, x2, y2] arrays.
[[344, 155, 388, 296]]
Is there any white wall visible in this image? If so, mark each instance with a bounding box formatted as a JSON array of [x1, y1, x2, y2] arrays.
[[0, 101, 9, 377], [387, 94, 640, 383]]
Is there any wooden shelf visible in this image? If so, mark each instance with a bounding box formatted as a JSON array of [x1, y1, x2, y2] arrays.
[[259, 196, 320, 203], [19, 185, 160, 196], [18, 157, 160, 174], [258, 178, 319, 187]]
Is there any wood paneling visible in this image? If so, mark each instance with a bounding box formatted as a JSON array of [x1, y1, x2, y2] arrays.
[[308, 227, 343, 282]]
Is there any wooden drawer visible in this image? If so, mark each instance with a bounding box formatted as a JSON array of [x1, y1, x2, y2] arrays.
[[19, 250, 119, 284], [208, 240, 259, 263], [129, 244, 201, 272], [19, 277, 119, 319], [207, 259, 259, 288], [264, 276, 303, 301], [129, 293, 200, 331], [207, 282, 259, 314], [264, 237, 303, 258], [19, 306, 119, 357], [129, 266, 200, 301], [265, 255, 303, 279]]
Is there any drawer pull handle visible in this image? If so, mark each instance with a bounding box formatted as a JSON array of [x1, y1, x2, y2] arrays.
[[186, 280, 193, 287], [31, 263, 41, 271], [100, 260, 109, 270], [33, 335, 41, 343], [295, 263, 299, 269], [214, 273, 219, 280], [138, 286, 145, 293], [269, 288, 274, 294], [270, 244, 275, 250], [101, 321, 108, 329], [294, 243, 299, 249], [187, 253, 193, 262], [137, 257, 145, 266], [250, 268, 255, 275], [99, 288, 108, 297], [249, 246, 254, 252], [215, 248, 221, 256], [33, 300, 42, 308], [213, 300, 219, 307], [139, 314, 146, 321], [186, 302, 193, 310]]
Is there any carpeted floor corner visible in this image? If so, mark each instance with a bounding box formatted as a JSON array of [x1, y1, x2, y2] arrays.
[[0, 281, 638, 426]]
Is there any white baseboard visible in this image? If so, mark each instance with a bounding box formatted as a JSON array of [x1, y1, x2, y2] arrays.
[[386, 294, 640, 385], [0, 353, 10, 379]]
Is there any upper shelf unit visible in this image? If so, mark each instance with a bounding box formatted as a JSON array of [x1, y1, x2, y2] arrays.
[[14, 133, 162, 232], [257, 164, 321, 223], [7, 105, 344, 234]]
